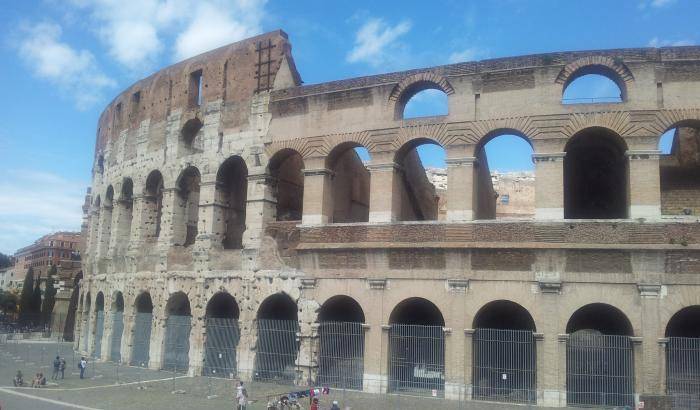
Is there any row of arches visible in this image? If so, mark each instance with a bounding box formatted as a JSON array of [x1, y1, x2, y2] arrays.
[[77, 289, 700, 406]]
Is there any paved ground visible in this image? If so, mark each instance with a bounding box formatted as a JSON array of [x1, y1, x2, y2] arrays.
[[0, 340, 560, 409]]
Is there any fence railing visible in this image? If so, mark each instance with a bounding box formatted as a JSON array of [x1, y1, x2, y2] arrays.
[[668, 336, 700, 410]]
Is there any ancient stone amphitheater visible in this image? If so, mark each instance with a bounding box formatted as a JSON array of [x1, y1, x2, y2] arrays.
[[75, 30, 700, 408]]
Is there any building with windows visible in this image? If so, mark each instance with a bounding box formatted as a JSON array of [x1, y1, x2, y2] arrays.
[[14, 232, 81, 278], [76, 30, 700, 408]]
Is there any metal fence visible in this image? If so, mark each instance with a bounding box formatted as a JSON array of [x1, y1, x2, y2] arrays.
[[317, 321, 364, 390], [203, 317, 240, 378], [388, 324, 445, 397], [162, 314, 191, 372], [93, 310, 105, 359], [473, 328, 536, 404], [254, 319, 300, 383], [566, 332, 634, 408], [110, 311, 124, 362], [130, 312, 152, 367], [667, 336, 700, 410]]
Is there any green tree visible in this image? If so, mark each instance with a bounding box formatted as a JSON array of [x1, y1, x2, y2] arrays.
[[18, 267, 35, 323], [31, 273, 43, 323], [0, 252, 11, 269], [0, 290, 19, 314], [41, 266, 57, 325]]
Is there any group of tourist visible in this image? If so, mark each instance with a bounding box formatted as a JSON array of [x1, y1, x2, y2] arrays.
[[12, 355, 87, 387]]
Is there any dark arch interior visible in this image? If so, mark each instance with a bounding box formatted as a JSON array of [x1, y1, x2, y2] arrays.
[[389, 297, 445, 326], [177, 167, 201, 247], [113, 293, 124, 312], [105, 186, 114, 206], [121, 178, 133, 200], [566, 303, 633, 336], [145, 171, 164, 196], [181, 118, 203, 147], [666, 306, 700, 338], [97, 155, 104, 174], [269, 149, 304, 221], [257, 293, 297, 321], [473, 300, 536, 331], [166, 292, 191, 316], [95, 293, 104, 311], [564, 127, 628, 219], [144, 171, 164, 238], [327, 142, 371, 223], [135, 292, 153, 313], [318, 295, 365, 323], [206, 292, 240, 319], [216, 156, 248, 249]]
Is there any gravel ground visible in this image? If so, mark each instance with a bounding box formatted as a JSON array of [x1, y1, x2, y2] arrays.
[[0, 340, 562, 410]]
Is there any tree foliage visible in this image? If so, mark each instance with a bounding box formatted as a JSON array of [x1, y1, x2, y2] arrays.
[[0, 290, 18, 313], [31, 273, 43, 320], [41, 265, 57, 324], [19, 267, 35, 323], [0, 252, 11, 269]]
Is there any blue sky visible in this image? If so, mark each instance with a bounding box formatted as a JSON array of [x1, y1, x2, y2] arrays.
[[0, 0, 696, 253]]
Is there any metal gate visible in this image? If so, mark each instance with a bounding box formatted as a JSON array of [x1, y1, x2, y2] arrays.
[[389, 324, 445, 396], [254, 319, 299, 383], [566, 332, 634, 407], [162, 315, 191, 372], [203, 317, 240, 378], [110, 312, 124, 362], [473, 328, 536, 404], [130, 312, 152, 367], [317, 321, 364, 390], [93, 311, 105, 359], [667, 337, 700, 409]]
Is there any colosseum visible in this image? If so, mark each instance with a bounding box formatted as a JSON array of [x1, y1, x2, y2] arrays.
[[75, 30, 700, 408]]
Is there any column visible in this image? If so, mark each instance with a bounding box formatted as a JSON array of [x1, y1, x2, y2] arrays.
[[367, 162, 402, 223], [301, 157, 333, 225], [533, 153, 565, 220], [446, 157, 476, 221], [464, 329, 475, 400], [297, 322, 319, 386], [193, 180, 219, 247], [128, 195, 147, 251], [626, 150, 661, 219], [158, 188, 181, 248], [96, 204, 113, 260], [631, 337, 644, 403], [243, 171, 277, 249], [557, 334, 569, 407], [657, 338, 668, 397]]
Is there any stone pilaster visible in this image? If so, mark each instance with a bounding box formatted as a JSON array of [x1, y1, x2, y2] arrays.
[[533, 153, 565, 220], [557, 334, 569, 407], [301, 163, 333, 225], [463, 329, 475, 400], [243, 171, 277, 249], [626, 150, 661, 219], [446, 157, 477, 221], [367, 162, 402, 223]]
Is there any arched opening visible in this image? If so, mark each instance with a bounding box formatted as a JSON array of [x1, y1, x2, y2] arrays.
[[93, 292, 105, 359], [130, 292, 153, 367], [388, 297, 445, 396], [269, 149, 304, 221], [565, 303, 634, 407], [181, 118, 203, 151], [472, 300, 536, 404], [327, 143, 371, 223], [564, 127, 628, 219], [113, 179, 133, 254], [110, 292, 124, 362], [254, 293, 299, 382], [203, 292, 241, 378], [394, 139, 447, 221], [176, 166, 201, 247], [99, 187, 114, 256], [665, 306, 700, 407], [82, 293, 91, 352], [144, 171, 164, 240], [475, 132, 535, 220], [163, 292, 192, 372], [562, 67, 625, 104], [63, 271, 82, 342], [216, 156, 247, 249], [317, 296, 365, 389], [402, 89, 448, 119], [659, 123, 700, 216], [96, 155, 104, 175]]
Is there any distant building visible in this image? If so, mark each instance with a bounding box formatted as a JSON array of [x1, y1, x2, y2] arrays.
[[14, 232, 81, 278]]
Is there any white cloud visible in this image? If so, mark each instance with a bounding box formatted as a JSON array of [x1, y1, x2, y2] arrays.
[[174, 0, 265, 61], [648, 37, 694, 47], [18, 22, 115, 109], [651, 0, 675, 7], [346, 17, 412, 67], [0, 170, 86, 255], [69, 0, 265, 70], [448, 47, 486, 64]]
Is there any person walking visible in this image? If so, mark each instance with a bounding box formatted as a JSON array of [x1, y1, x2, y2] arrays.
[[235, 381, 248, 410], [59, 358, 66, 379], [52, 356, 61, 380], [79, 357, 87, 379]]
